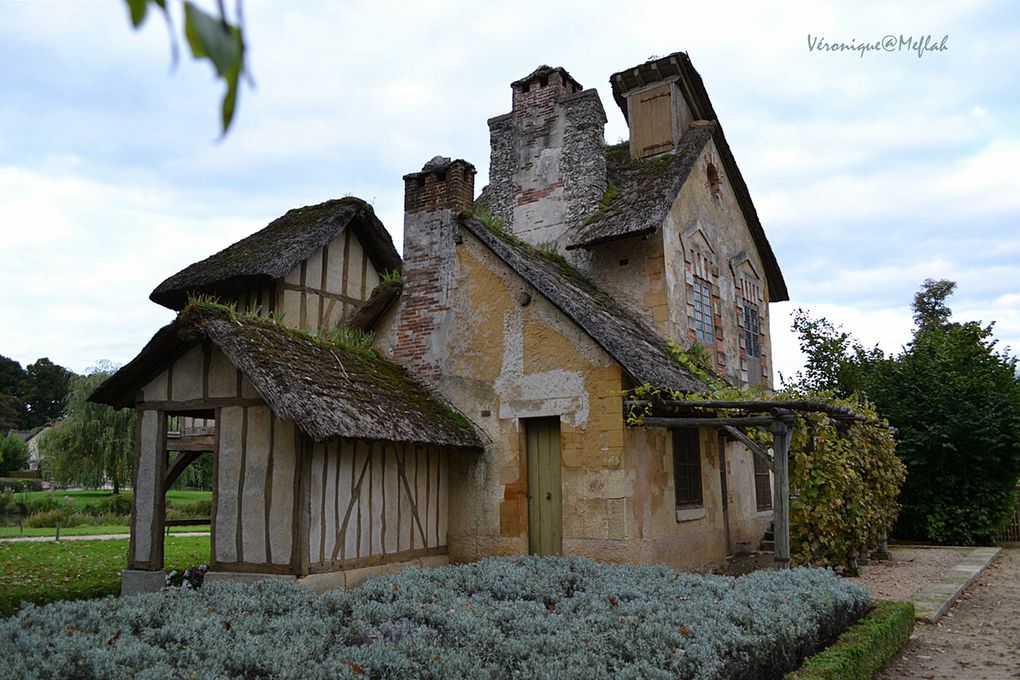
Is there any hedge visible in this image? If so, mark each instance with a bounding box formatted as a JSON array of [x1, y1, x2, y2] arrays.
[[786, 600, 915, 680]]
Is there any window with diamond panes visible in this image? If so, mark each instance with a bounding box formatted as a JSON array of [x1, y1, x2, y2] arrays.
[[692, 277, 714, 345]]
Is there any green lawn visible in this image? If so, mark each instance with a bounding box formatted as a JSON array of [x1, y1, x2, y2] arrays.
[[12, 488, 211, 511], [0, 535, 210, 618], [0, 524, 209, 538]]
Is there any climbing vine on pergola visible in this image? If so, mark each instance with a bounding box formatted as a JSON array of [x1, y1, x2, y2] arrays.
[[625, 385, 904, 571]]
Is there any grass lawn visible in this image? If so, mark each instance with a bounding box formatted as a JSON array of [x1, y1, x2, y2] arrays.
[[0, 524, 210, 538], [0, 535, 210, 618], [12, 488, 211, 511]]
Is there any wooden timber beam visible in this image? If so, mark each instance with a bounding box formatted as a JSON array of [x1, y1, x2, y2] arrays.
[[721, 425, 773, 472], [163, 450, 204, 491], [643, 416, 792, 428], [771, 419, 792, 569]]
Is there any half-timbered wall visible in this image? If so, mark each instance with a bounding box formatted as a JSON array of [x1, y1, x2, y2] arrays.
[[305, 440, 449, 572], [130, 343, 297, 572], [276, 228, 382, 333]]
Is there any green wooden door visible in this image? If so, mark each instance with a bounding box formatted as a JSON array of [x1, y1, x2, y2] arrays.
[[526, 417, 563, 556]]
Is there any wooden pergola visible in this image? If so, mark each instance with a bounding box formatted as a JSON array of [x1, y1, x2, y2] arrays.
[[625, 398, 885, 569]]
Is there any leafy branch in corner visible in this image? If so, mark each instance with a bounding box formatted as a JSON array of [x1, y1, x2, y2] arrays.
[[124, 0, 250, 134]]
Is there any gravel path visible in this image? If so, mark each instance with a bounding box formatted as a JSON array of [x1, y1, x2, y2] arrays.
[[873, 547, 1020, 679], [849, 547, 971, 602]]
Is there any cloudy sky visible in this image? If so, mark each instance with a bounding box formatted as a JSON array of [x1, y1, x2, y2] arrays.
[[1, 0, 1017, 384]]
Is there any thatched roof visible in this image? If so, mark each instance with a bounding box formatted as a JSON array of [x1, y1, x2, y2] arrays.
[[597, 51, 788, 302], [345, 280, 403, 331], [567, 124, 715, 250], [150, 197, 402, 311], [90, 306, 481, 450], [459, 218, 709, 393]]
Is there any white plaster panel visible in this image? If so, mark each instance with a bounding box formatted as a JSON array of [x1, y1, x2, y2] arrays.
[[438, 454, 448, 547], [306, 292, 322, 329], [323, 441, 338, 563], [357, 441, 371, 557], [142, 370, 168, 403], [304, 249, 323, 292], [269, 418, 295, 565], [133, 409, 159, 563], [242, 406, 270, 564], [370, 445, 383, 555], [281, 289, 302, 328], [240, 375, 261, 400], [346, 234, 366, 300], [308, 442, 324, 564], [216, 406, 243, 563], [338, 440, 356, 560], [284, 263, 301, 286], [170, 345, 204, 402], [208, 348, 237, 398], [397, 444, 412, 552], [383, 446, 399, 554], [324, 231, 346, 295]]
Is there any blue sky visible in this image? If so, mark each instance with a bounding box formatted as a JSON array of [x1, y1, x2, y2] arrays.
[[1, 0, 1017, 384]]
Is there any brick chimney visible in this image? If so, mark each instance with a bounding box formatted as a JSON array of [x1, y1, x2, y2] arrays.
[[487, 65, 607, 246], [395, 156, 476, 385]]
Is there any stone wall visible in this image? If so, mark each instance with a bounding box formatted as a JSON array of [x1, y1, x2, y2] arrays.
[[486, 67, 607, 246]]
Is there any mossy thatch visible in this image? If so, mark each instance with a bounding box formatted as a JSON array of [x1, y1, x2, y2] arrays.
[[567, 124, 714, 250], [459, 217, 708, 393], [90, 306, 481, 450], [150, 197, 401, 310]]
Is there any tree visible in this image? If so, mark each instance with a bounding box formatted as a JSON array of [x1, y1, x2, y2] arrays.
[[0, 356, 27, 431], [39, 366, 135, 494], [124, 0, 248, 134], [21, 358, 74, 429], [790, 281, 1020, 544], [788, 309, 882, 398], [0, 433, 30, 475], [868, 283, 1020, 544]]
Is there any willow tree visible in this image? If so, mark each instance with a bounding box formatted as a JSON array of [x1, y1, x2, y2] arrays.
[[39, 366, 135, 494]]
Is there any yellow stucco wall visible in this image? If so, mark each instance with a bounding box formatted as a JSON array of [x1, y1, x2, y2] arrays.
[[373, 224, 771, 571]]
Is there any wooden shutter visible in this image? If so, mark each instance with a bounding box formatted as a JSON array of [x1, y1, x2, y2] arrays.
[[629, 83, 674, 158]]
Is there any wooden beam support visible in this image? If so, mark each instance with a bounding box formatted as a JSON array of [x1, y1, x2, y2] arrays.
[[163, 450, 203, 491], [721, 425, 773, 472], [771, 419, 792, 569], [166, 435, 216, 452], [643, 416, 789, 428]]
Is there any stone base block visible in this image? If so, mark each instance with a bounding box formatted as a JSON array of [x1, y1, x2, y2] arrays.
[[203, 571, 297, 586], [121, 569, 167, 596], [299, 555, 450, 594]]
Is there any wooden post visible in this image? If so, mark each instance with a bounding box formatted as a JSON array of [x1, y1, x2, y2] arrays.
[[55, 522, 61, 542], [771, 419, 791, 569]]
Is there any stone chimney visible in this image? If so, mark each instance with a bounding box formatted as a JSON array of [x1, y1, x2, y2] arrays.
[[486, 65, 607, 246], [395, 156, 476, 385]]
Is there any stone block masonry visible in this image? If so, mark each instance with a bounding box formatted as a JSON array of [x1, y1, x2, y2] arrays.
[[486, 66, 607, 246]]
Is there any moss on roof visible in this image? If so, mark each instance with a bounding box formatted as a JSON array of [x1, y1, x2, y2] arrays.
[[459, 216, 709, 393], [567, 125, 715, 250], [91, 304, 481, 450], [150, 197, 402, 311]]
